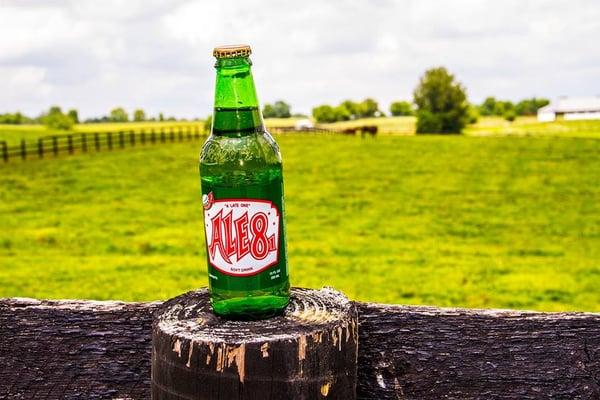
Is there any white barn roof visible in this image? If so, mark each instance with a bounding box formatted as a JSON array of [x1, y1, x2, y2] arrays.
[[539, 97, 600, 113]]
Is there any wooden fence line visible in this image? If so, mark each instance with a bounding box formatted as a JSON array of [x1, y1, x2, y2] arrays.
[[0, 125, 204, 163], [1, 125, 379, 163], [1, 295, 599, 399]]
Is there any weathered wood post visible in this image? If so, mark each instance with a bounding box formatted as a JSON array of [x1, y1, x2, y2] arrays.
[[20, 139, 26, 160], [1, 140, 7, 162], [152, 288, 358, 400]]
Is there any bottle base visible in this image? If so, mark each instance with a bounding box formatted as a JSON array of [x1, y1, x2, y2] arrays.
[[211, 294, 290, 320]]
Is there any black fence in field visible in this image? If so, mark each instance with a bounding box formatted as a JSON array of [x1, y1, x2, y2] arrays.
[[0, 125, 204, 162], [0, 125, 377, 163]]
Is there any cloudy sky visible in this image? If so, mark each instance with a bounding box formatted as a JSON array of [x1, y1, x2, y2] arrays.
[[1, 0, 599, 119]]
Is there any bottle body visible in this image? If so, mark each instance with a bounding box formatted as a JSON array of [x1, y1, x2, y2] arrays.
[[200, 48, 290, 319]]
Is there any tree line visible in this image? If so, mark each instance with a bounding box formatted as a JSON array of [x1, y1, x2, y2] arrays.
[[2, 74, 551, 134], [0, 107, 193, 130]]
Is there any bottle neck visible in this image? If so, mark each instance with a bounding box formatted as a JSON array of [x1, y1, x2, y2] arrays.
[[212, 57, 264, 136]]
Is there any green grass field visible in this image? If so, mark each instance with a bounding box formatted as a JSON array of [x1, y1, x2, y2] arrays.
[[1, 133, 599, 311]]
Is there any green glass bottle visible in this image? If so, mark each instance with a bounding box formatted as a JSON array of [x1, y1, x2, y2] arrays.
[[199, 44, 290, 319]]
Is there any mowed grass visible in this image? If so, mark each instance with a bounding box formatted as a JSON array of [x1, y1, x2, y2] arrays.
[[1, 135, 600, 311]]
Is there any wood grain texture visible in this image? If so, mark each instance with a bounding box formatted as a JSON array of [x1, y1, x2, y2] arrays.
[[357, 303, 600, 400], [1, 294, 600, 399], [152, 288, 358, 400]]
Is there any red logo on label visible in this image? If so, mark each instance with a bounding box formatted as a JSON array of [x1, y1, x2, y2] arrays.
[[203, 194, 280, 276]]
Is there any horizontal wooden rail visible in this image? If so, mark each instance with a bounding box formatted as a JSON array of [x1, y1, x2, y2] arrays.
[[0, 296, 598, 399], [0, 125, 204, 163]]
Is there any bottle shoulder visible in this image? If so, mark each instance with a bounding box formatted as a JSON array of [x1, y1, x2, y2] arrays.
[[200, 131, 282, 166]]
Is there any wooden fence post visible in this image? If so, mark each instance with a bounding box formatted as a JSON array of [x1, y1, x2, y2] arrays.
[[38, 138, 44, 158], [118, 131, 125, 148], [81, 134, 87, 152], [1, 141, 7, 162], [141, 130, 146, 145], [107, 132, 113, 150], [187, 126, 192, 141], [178, 127, 183, 142], [160, 129, 165, 143], [152, 288, 358, 400], [19, 140, 26, 160], [67, 135, 73, 154], [52, 136, 58, 157], [195, 126, 200, 139], [169, 128, 175, 142], [129, 131, 135, 146], [94, 133, 100, 151], [151, 130, 156, 144]]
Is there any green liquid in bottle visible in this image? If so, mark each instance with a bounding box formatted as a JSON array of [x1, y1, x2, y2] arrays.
[[199, 49, 290, 319]]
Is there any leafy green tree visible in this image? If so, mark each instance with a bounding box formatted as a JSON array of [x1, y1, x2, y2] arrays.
[[262, 103, 276, 118], [340, 100, 359, 118], [67, 109, 79, 124], [159, 112, 165, 122], [413, 67, 469, 134], [41, 106, 74, 130], [390, 101, 414, 116], [109, 107, 128, 122], [262, 100, 291, 118], [479, 97, 497, 116], [515, 98, 550, 116], [312, 105, 338, 123], [467, 104, 480, 124], [504, 110, 517, 122], [0, 112, 28, 124], [133, 109, 146, 122], [357, 98, 379, 118], [333, 105, 351, 121]]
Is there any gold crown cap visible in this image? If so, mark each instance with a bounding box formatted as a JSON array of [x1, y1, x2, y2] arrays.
[[213, 44, 252, 58]]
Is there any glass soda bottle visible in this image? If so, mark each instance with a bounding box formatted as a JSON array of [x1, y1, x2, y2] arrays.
[[199, 44, 290, 319]]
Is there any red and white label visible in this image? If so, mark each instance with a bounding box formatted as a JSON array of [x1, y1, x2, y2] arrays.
[[203, 193, 280, 276]]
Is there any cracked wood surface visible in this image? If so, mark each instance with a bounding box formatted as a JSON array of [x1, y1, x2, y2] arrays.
[[152, 288, 358, 399], [1, 296, 599, 399]]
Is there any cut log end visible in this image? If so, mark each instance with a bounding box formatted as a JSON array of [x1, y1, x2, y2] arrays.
[[152, 287, 358, 400]]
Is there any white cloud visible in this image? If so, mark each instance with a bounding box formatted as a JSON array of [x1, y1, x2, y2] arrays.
[[0, 0, 599, 118]]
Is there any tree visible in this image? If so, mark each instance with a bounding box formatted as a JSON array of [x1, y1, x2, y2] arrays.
[[515, 97, 550, 116], [504, 110, 517, 122], [390, 101, 414, 116], [339, 100, 359, 119], [312, 105, 338, 123], [41, 106, 74, 130], [133, 109, 146, 122], [467, 104, 479, 124], [262, 100, 291, 118], [333, 105, 351, 121], [479, 97, 497, 116], [413, 67, 469, 134], [67, 109, 79, 124], [109, 107, 128, 122], [357, 98, 379, 118], [159, 112, 165, 122], [0, 112, 28, 124]]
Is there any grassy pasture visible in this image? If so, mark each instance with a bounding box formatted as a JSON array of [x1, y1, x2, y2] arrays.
[[1, 134, 599, 311]]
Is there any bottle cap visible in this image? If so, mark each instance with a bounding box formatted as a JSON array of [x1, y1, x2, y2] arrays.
[[213, 44, 252, 59]]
